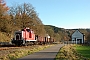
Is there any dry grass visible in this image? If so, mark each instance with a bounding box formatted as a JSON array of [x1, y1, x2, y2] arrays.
[[0, 45, 53, 60], [55, 44, 89, 60]]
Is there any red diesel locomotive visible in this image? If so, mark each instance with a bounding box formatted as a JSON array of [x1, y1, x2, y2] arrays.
[[11, 28, 54, 46], [11, 28, 37, 45]]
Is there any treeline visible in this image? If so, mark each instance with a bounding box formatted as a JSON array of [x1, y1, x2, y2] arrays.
[[0, 0, 66, 42], [0, 0, 45, 36], [0, 0, 70, 42], [44, 25, 90, 42], [0, 0, 90, 42], [44, 25, 70, 42], [8, 3, 46, 36], [0, 0, 46, 42]]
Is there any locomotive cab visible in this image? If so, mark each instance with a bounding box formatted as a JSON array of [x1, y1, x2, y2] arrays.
[[15, 31, 22, 40], [11, 31, 25, 45]]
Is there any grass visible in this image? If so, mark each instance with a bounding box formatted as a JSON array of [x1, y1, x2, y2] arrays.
[[0, 45, 53, 60], [55, 44, 79, 60], [75, 45, 90, 59], [55, 44, 90, 60]]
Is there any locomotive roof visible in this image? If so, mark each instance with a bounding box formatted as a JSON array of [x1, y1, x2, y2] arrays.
[[21, 28, 34, 32]]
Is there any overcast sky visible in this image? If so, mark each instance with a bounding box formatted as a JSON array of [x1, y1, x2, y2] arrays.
[[5, 0, 90, 29]]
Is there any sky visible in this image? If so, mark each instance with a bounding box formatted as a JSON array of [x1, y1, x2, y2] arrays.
[[5, 0, 90, 29]]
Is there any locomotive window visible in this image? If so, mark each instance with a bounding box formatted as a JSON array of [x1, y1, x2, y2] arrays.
[[26, 29, 30, 32], [29, 32, 31, 38], [15, 33, 22, 40], [21, 29, 25, 31]]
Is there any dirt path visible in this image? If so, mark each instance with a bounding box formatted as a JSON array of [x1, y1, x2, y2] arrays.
[[18, 44, 64, 60]]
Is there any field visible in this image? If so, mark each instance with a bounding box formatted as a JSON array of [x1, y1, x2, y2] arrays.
[[75, 45, 90, 59]]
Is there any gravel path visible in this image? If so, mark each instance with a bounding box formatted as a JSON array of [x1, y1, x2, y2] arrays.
[[18, 44, 64, 60]]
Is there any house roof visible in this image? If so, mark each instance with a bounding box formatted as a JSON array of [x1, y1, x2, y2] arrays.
[[72, 30, 84, 35]]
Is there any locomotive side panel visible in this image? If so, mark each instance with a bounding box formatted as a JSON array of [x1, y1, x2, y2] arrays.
[[22, 30, 36, 41], [26, 31, 36, 41]]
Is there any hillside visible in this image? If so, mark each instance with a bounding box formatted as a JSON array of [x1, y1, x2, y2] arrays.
[[0, 25, 90, 42], [44, 25, 90, 42]]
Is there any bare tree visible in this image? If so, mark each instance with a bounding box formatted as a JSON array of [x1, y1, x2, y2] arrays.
[[9, 3, 46, 36]]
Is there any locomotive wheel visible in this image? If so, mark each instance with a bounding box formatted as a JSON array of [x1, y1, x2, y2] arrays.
[[33, 41, 38, 45], [23, 41, 29, 46], [24, 43, 28, 46]]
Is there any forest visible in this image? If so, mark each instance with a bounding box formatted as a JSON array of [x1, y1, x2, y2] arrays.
[[0, 0, 90, 42]]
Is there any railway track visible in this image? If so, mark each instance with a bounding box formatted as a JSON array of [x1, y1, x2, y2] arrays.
[[0, 44, 40, 51], [0, 42, 12, 46], [0, 47, 20, 51], [0, 42, 16, 48], [0, 41, 53, 51], [0, 42, 26, 51]]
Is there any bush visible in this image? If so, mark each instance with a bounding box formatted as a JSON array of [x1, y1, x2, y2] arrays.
[[0, 32, 10, 42]]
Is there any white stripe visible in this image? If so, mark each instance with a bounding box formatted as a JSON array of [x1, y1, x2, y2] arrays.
[[22, 31, 23, 39], [26, 40, 37, 41]]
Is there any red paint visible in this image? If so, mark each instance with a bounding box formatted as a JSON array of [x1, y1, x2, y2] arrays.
[[22, 28, 35, 41]]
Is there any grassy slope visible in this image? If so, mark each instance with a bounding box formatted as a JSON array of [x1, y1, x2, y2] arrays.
[[75, 45, 90, 58]]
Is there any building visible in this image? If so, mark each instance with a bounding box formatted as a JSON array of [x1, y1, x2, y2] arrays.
[[72, 30, 85, 44]]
